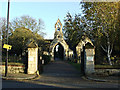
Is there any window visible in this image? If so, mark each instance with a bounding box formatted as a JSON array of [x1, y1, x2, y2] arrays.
[[58, 36, 60, 38], [57, 27, 60, 31]]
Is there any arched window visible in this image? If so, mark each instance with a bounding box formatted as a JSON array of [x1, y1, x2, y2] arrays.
[[57, 27, 60, 31]]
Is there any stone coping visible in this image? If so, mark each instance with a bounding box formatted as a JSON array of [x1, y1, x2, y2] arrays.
[[0, 65, 24, 67]]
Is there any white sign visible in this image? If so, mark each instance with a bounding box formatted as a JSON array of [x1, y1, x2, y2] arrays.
[[87, 56, 94, 61], [42, 60, 44, 64]]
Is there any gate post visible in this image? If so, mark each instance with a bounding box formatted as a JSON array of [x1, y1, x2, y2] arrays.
[[27, 42, 38, 74], [85, 49, 95, 75], [51, 52, 54, 61]]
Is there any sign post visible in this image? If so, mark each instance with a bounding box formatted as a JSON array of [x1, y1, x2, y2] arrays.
[[3, 44, 12, 50], [3, 44, 12, 77], [4, 0, 10, 77]]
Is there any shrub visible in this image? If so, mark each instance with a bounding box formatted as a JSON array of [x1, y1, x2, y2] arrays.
[[71, 59, 77, 63], [42, 55, 51, 65]]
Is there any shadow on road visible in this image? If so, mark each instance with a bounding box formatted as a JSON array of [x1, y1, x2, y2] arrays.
[[2, 80, 60, 88]]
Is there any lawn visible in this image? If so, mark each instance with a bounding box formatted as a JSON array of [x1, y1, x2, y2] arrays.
[[68, 61, 81, 71], [68, 61, 120, 70], [95, 65, 120, 69]]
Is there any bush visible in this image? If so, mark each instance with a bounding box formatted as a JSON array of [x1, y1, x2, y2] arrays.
[[42, 55, 51, 65], [71, 59, 77, 63]]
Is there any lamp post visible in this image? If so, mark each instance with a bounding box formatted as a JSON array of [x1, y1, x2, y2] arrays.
[[5, 0, 10, 77]]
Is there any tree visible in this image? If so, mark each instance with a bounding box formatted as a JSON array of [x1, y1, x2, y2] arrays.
[[63, 12, 84, 51], [11, 15, 45, 37], [0, 17, 12, 44], [81, 2, 119, 65], [33, 32, 44, 47], [8, 27, 34, 55], [9, 27, 45, 56], [0, 18, 6, 44]]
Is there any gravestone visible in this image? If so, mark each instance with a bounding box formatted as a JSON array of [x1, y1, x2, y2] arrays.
[[27, 41, 38, 74]]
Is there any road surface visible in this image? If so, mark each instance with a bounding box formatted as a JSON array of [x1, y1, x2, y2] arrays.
[[2, 60, 120, 89]]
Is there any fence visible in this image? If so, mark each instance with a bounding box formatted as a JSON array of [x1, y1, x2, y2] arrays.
[[2, 55, 27, 64]]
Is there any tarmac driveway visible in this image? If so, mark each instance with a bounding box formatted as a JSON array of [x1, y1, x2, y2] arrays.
[[33, 60, 119, 88], [38, 60, 83, 84]]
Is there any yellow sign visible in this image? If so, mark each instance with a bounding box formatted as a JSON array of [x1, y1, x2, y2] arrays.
[[3, 44, 12, 50]]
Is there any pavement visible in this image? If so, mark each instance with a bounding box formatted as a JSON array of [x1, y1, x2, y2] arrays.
[[1, 73, 119, 83], [1, 61, 120, 83], [1, 73, 39, 80], [85, 74, 120, 83], [31, 60, 119, 88]]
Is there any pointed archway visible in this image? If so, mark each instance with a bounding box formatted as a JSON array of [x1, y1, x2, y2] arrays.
[[54, 43, 64, 60], [49, 19, 73, 61], [50, 41, 68, 61]]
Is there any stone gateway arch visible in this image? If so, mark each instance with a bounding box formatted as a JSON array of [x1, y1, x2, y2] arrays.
[[49, 19, 95, 74], [27, 19, 95, 75], [49, 19, 73, 61]]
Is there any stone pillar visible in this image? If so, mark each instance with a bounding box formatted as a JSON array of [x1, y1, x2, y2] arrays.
[[27, 48, 38, 74], [85, 49, 95, 75]]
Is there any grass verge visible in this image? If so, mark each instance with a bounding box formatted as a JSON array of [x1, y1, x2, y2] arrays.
[[68, 61, 81, 71], [95, 65, 120, 69], [68, 61, 120, 70]]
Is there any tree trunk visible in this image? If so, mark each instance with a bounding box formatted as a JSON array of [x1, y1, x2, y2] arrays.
[[107, 33, 113, 66], [101, 32, 113, 66], [107, 53, 112, 65]]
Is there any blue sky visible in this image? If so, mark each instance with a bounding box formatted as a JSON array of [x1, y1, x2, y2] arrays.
[[1, 1, 82, 39]]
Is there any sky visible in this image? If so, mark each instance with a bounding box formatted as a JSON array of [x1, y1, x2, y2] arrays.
[[1, 1, 82, 39]]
